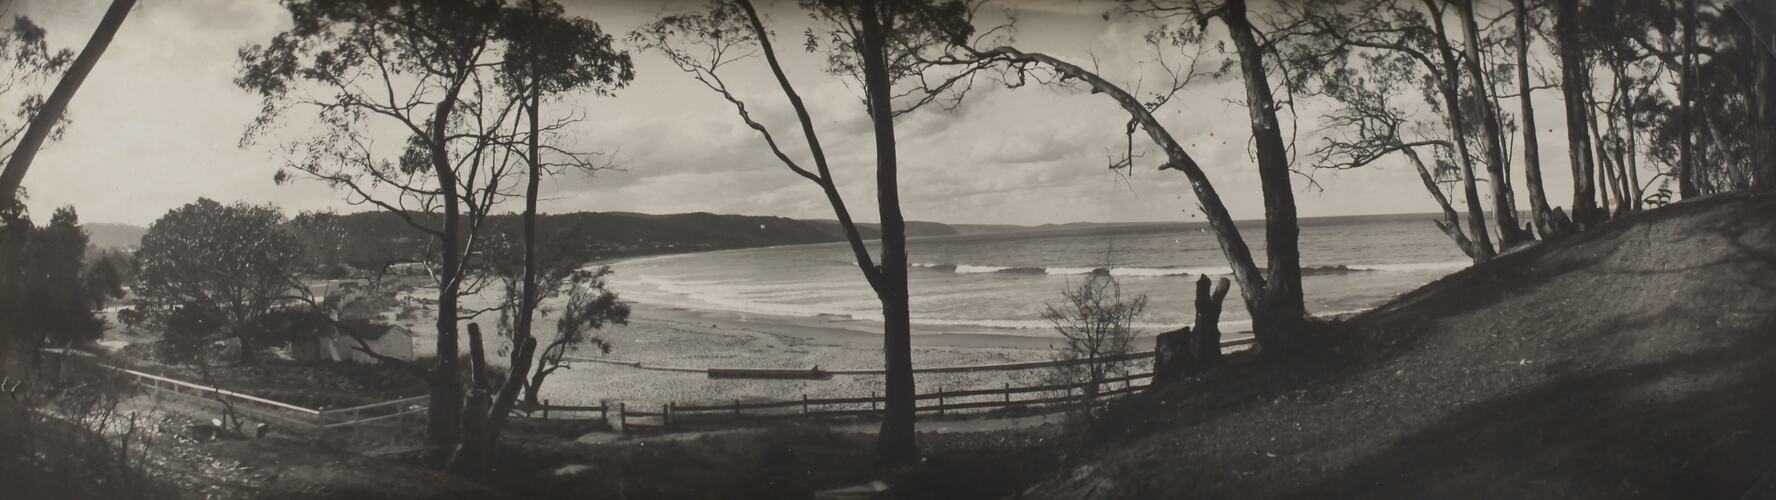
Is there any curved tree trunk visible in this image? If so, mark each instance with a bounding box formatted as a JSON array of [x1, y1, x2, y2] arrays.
[[1428, 1, 1498, 261], [1457, 0, 1530, 249], [1403, 147, 1482, 259], [976, 46, 1270, 348], [0, 0, 137, 208]]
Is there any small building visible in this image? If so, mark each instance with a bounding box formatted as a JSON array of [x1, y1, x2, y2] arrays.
[[291, 320, 414, 364]]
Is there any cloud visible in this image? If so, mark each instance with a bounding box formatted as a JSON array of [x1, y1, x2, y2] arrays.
[[12, 0, 1580, 228]]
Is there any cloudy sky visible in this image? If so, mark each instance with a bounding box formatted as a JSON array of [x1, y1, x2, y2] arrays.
[[10, 0, 1582, 227]]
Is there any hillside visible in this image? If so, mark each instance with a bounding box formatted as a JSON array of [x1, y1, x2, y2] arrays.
[[84, 223, 146, 250], [1027, 192, 1776, 499], [320, 211, 960, 268]]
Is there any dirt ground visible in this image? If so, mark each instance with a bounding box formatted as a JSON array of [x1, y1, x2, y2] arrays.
[[1021, 192, 1776, 499]]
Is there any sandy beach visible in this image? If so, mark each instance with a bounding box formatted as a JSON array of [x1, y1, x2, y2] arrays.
[[527, 301, 1091, 409], [378, 280, 1127, 409]]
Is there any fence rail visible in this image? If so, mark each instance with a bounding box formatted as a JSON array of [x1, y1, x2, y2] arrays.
[[47, 335, 1250, 436], [46, 349, 425, 431], [562, 336, 1257, 377]]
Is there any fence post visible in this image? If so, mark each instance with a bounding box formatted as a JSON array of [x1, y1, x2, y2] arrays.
[[618, 402, 626, 434], [1004, 383, 1011, 403], [543, 399, 550, 419], [599, 401, 608, 422], [938, 388, 946, 416], [665, 402, 673, 431], [870, 392, 877, 412], [801, 394, 809, 415], [733, 398, 741, 417]]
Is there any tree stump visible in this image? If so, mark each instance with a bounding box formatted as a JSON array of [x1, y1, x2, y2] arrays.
[[1152, 326, 1192, 386], [1151, 275, 1232, 388]]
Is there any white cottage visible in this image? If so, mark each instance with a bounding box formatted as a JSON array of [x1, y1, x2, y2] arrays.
[[292, 320, 414, 364]]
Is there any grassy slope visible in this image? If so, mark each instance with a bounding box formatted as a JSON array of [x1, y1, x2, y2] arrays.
[[1027, 193, 1776, 499]]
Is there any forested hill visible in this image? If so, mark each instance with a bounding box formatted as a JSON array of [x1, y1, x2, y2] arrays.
[[85, 223, 147, 250], [323, 211, 959, 268]]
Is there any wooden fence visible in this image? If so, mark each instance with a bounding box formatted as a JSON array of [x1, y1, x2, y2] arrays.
[[45, 335, 1257, 435], [561, 336, 1257, 377], [525, 368, 1159, 433], [46, 349, 427, 431]]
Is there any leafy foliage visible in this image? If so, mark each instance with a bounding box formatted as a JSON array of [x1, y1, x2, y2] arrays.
[[134, 198, 301, 360], [0, 206, 116, 350], [0, 15, 75, 164]]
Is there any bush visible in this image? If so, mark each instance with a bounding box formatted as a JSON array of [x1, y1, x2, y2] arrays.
[[1041, 271, 1147, 402]]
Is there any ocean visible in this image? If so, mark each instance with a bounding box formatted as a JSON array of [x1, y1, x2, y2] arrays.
[[606, 213, 1471, 336]]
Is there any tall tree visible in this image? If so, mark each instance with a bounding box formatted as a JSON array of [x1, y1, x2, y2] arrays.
[[1303, 57, 1487, 259], [0, 0, 135, 209], [955, 0, 1313, 356], [447, 0, 633, 474], [1677, 0, 1700, 198], [1454, 0, 1530, 247], [1555, 0, 1601, 227], [1511, 0, 1567, 237], [237, 0, 509, 450], [134, 199, 300, 363], [0, 206, 117, 354], [1288, 0, 1499, 261], [1727, 0, 1775, 190], [1202, 0, 1310, 352], [635, 0, 984, 464]]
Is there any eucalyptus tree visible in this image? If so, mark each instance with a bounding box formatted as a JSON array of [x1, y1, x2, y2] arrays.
[[937, 0, 1316, 355], [445, 0, 633, 474], [1306, 58, 1488, 259], [0, 14, 77, 360], [0, 0, 134, 209], [1453, 0, 1530, 247], [1094, 0, 1318, 352], [237, 0, 521, 450], [1287, 0, 1502, 260], [1505, 0, 1575, 236], [633, 0, 988, 464]]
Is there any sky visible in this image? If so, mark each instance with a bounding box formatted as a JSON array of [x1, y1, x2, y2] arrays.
[[8, 0, 1585, 227]]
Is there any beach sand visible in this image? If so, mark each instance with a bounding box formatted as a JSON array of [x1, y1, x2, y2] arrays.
[[382, 283, 1157, 410], [532, 302, 1081, 409]]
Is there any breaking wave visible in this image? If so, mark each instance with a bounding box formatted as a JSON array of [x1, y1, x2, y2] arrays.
[[912, 260, 1468, 278]]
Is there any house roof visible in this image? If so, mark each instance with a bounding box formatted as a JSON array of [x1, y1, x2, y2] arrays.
[[333, 320, 411, 341]]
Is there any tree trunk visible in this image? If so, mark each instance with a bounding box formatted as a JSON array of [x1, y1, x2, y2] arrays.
[[1190, 275, 1230, 365], [1555, 0, 1599, 228], [1591, 107, 1625, 217], [976, 46, 1270, 357], [1428, 1, 1498, 261], [0, 0, 136, 209], [426, 73, 471, 452], [1678, 0, 1700, 198], [523, 368, 545, 410], [446, 323, 492, 475], [1402, 147, 1483, 259], [856, 0, 918, 467], [1512, 0, 1565, 238], [1222, 0, 1308, 354], [1627, 99, 1643, 209], [1457, 0, 1529, 248], [1759, 14, 1776, 191]]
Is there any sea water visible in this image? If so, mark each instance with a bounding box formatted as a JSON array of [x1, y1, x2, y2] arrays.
[[606, 213, 1472, 336]]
